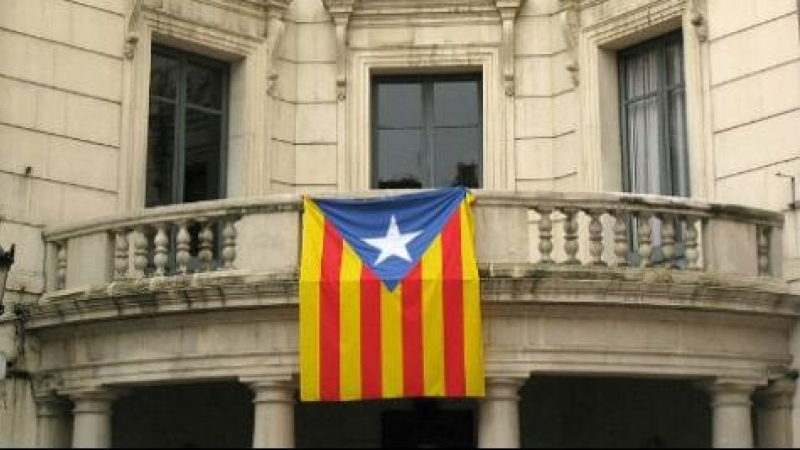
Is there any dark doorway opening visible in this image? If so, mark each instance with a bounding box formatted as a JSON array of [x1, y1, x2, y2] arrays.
[[520, 376, 711, 448], [112, 381, 253, 448], [296, 398, 477, 448], [381, 399, 474, 448]]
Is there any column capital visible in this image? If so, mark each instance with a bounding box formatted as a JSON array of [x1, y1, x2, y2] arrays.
[[34, 395, 71, 419], [484, 376, 526, 401], [244, 377, 297, 404], [696, 378, 761, 408], [64, 387, 128, 414], [755, 377, 796, 410]]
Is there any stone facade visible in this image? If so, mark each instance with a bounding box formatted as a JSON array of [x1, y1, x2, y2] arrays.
[[0, 0, 799, 447]]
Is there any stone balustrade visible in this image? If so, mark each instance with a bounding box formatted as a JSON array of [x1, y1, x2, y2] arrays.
[[42, 191, 784, 293]]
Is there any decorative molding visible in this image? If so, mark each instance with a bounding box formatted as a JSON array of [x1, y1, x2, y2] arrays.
[[31, 372, 65, 399], [123, 0, 144, 60], [688, 0, 708, 42], [494, 0, 526, 96], [265, 6, 289, 96], [323, 1, 358, 101], [559, 0, 581, 86]]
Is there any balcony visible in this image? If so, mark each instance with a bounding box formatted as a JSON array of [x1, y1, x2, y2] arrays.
[[31, 190, 791, 328]]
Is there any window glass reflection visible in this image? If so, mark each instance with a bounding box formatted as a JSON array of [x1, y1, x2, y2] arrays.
[[186, 62, 224, 110], [184, 109, 222, 202], [433, 128, 481, 188], [145, 99, 176, 207], [373, 75, 482, 189], [377, 83, 423, 128], [146, 45, 227, 207], [433, 81, 480, 127], [375, 129, 423, 189]]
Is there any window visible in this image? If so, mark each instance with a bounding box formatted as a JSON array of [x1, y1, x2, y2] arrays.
[[146, 45, 229, 207], [619, 31, 689, 197], [372, 74, 482, 189]]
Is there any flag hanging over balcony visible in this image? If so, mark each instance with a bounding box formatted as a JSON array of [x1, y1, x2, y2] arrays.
[[299, 187, 484, 402]]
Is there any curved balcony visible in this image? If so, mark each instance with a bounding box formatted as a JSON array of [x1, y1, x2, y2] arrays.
[[21, 190, 800, 399], [31, 190, 790, 328]]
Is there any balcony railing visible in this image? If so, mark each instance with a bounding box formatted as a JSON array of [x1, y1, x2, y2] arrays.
[[42, 191, 784, 293]]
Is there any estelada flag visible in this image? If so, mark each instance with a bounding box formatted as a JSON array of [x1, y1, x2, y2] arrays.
[[299, 187, 484, 402]]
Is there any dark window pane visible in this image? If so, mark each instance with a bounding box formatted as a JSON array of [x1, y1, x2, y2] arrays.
[[375, 129, 423, 189], [146, 99, 176, 207], [146, 46, 228, 207], [377, 83, 423, 128], [150, 52, 179, 99], [183, 109, 222, 202], [433, 80, 480, 127], [186, 61, 224, 110], [668, 90, 689, 196], [433, 128, 481, 188], [666, 42, 684, 87], [373, 74, 482, 189]]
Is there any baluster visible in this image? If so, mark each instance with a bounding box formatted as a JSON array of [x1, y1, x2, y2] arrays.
[[153, 224, 169, 276], [637, 212, 653, 268], [537, 207, 554, 264], [113, 229, 129, 280], [758, 226, 770, 276], [660, 214, 675, 269], [56, 241, 67, 289], [133, 226, 149, 278], [684, 216, 700, 270], [222, 218, 237, 269], [562, 208, 580, 265], [176, 220, 191, 275], [198, 219, 214, 272], [588, 209, 605, 266], [613, 211, 629, 267]]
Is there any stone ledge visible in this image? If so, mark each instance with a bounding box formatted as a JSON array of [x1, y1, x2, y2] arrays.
[[25, 265, 800, 329]]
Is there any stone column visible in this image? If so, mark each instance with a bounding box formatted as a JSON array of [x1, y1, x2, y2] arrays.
[[478, 377, 526, 448], [35, 396, 72, 448], [755, 377, 795, 448], [68, 389, 119, 448], [250, 379, 296, 448], [704, 379, 758, 448]]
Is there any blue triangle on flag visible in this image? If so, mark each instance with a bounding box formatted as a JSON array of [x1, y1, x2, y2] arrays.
[[313, 187, 467, 290]]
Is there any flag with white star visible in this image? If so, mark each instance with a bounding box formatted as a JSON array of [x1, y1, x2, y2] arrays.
[[299, 187, 484, 402]]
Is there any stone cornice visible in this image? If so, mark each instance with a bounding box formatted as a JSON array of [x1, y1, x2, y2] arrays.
[[25, 266, 800, 330]]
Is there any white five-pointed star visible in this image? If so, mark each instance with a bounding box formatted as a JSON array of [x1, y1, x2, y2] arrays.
[[362, 215, 422, 266]]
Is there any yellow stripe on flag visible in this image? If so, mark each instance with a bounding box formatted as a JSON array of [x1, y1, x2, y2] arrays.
[[421, 237, 445, 396], [300, 199, 325, 401], [339, 242, 362, 401], [460, 200, 485, 397], [381, 282, 404, 398]]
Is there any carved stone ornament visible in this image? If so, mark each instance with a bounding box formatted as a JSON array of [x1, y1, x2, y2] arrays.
[[494, 0, 527, 96], [31, 372, 65, 399], [688, 0, 708, 42], [559, 0, 580, 86], [323, 0, 359, 101], [123, 0, 143, 60], [256, 1, 292, 96]]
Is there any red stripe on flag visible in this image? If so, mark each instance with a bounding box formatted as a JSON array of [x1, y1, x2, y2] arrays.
[[360, 265, 383, 399], [402, 263, 424, 397], [441, 210, 466, 396], [319, 220, 342, 401]]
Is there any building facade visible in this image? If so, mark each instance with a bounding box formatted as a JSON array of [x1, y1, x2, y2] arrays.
[[0, 0, 799, 447]]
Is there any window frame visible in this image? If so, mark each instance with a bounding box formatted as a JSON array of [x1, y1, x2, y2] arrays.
[[618, 30, 689, 197], [147, 44, 231, 207], [370, 73, 484, 189]]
